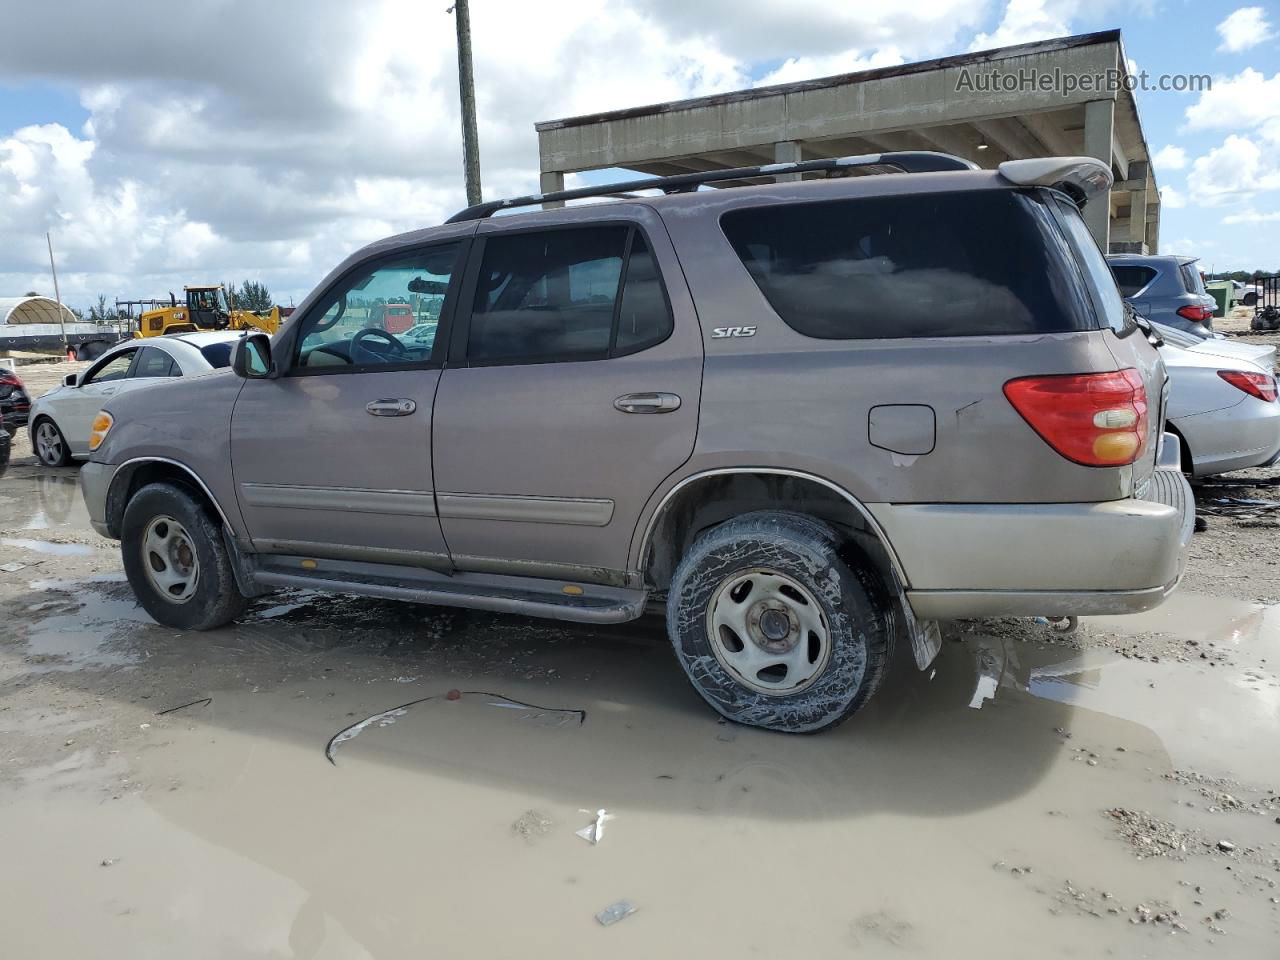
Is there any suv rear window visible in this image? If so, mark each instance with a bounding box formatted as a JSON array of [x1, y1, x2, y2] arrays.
[[1111, 265, 1157, 297], [720, 190, 1091, 339]]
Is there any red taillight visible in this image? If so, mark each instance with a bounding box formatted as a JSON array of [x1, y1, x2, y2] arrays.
[[1177, 305, 1213, 323], [1003, 369, 1149, 467], [1218, 370, 1278, 402]]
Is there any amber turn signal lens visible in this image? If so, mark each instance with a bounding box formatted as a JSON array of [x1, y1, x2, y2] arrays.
[[1092, 432, 1140, 463], [88, 412, 114, 451]]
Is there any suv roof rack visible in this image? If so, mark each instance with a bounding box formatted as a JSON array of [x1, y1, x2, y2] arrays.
[[445, 151, 978, 224]]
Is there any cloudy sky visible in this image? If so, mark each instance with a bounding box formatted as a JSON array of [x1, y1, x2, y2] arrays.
[[1, 0, 1277, 310]]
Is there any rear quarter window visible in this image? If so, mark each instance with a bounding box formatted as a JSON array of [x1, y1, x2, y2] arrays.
[[720, 190, 1092, 339]]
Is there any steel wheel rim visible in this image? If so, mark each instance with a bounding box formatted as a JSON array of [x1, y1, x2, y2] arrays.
[[140, 515, 200, 604], [35, 422, 63, 465], [706, 567, 831, 696]]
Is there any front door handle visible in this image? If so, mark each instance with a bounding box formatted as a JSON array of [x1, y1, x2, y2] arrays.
[[614, 392, 681, 414], [366, 398, 417, 417]]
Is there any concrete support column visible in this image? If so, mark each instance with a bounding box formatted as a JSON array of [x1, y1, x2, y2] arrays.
[[1083, 98, 1114, 250], [539, 170, 565, 210], [1127, 161, 1149, 249], [773, 140, 802, 182], [1146, 214, 1159, 255]]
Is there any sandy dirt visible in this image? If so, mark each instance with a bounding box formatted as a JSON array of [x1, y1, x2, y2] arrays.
[[3, 343, 1280, 957]]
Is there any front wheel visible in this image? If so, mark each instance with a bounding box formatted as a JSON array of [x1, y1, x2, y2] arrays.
[[33, 418, 72, 467], [121, 482, 247, 630], [667, 511, 890, 733], [1243, 292, 1258, 307]]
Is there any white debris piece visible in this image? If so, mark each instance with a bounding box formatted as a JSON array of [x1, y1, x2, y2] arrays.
[[576, 808, 613, 845]]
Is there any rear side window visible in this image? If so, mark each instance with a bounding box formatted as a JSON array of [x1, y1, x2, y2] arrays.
[[1051, 198, 1130, 335], [1179, 263, 1206, 294], [199, 342, 234, 369], [721, 191, 1090, 339], [1111, 265, 1157, 297], [467, 226, 672, 365], [132, 347, 179, 378]]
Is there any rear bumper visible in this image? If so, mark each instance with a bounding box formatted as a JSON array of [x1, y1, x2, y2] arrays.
[[869, 465, 1194, 620], [1173, 400, 1280, 478]]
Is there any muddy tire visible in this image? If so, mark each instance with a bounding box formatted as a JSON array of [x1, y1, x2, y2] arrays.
[[667, 510, 890, 733], [121, 482, 247, 630], [32, 417, 72, 467], [1242, 292, 1258, 307]]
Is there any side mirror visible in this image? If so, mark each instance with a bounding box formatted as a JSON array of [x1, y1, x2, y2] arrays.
[[232, 332, 274, 379], [63, 373, 79, 388]]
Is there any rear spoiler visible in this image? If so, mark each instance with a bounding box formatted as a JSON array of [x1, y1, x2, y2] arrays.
[[997, 157, 1113, 209]]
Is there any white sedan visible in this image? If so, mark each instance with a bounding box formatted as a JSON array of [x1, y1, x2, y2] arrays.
[[29, 332, 243, 467], [1158, 326, 1280, 477]]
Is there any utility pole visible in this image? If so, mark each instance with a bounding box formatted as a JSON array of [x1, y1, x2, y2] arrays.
[[450, 0, 482, 206], [46, 232, 68, 354]]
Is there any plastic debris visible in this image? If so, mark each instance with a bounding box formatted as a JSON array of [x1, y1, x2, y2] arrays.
[[595, 901, 637, 926], [0, 562, 28, 573], [325, 689, 587, 765], [155, 697, 212, 717], [576, 808, 613, 844]]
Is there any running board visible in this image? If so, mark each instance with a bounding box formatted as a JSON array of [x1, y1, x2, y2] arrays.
[[248, 555, 647, 624]]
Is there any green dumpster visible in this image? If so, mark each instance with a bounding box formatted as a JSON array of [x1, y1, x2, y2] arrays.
[[1205, 280, 1232, 318]]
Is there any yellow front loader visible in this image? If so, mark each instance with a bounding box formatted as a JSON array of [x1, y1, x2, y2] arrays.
[[135, 285, 283, 339]]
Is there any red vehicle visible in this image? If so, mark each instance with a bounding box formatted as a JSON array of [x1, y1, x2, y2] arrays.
[[373, 302, 414, 334]]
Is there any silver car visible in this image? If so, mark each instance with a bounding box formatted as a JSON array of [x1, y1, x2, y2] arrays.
[[28, 332, 243, 467], [79, 152, 1193, 732], [1160, 337, 1280, 477]]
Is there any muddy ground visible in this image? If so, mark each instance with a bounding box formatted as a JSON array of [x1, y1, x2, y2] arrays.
[[3, 341, 1280, 958]]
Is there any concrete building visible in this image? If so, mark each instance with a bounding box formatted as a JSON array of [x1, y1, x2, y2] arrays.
[[536, 30, 1158, 253]]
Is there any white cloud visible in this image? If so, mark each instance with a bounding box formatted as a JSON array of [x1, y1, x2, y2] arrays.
[[1216, 6, 1274, 53], [1183, 68, 1280, 133], [755, 48, 905, 87], [970, 0, 1072, 50], [1186, 135, 1280, 205], [1160, 185, 1187, 209], [0, 0, 997, 308], [1222, 209, 1280, 224], [1153, 145, 1188, 171]]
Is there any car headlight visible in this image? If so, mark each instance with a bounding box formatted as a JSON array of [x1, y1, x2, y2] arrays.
[[88, 411, 114, 451]]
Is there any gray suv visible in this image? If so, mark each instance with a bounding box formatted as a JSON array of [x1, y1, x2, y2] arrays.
[[81, 152, 1193, 733], [1107, 253, 1218, 337]]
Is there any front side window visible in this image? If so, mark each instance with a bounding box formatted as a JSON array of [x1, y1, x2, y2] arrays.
[[132, 347, 179, 378], [721, 190, 1091, 339], [83, 350, 136, 385], [467, 226, 672, 365], [295, 243, 460, 370]]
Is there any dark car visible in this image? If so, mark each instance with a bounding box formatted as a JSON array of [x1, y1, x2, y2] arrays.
[[1107, 253, 1218, 337], [0, 425, 9, 476], [0, 367, 31, 437]]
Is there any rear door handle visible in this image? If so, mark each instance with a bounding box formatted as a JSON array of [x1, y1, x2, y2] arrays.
[[366, 398, 417, 417], [614, 392, 681, 414]]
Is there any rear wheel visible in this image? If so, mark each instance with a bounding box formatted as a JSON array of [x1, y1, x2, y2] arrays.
[[667, 511, 890, 733], [33, 418, 71, 467], [1243, 292, 1258, 307], [121, 482, 247, 630]]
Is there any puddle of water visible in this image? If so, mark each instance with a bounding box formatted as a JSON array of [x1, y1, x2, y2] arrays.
[[6, 585, 147, 675], [0, 474, 92, 532], [2, 537, 96, 557]]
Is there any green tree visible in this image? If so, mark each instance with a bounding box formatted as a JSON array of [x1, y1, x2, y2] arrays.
[[234, 280, 273, 312], [87, 294, 119, 325], [22, 290, 39, 297]]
